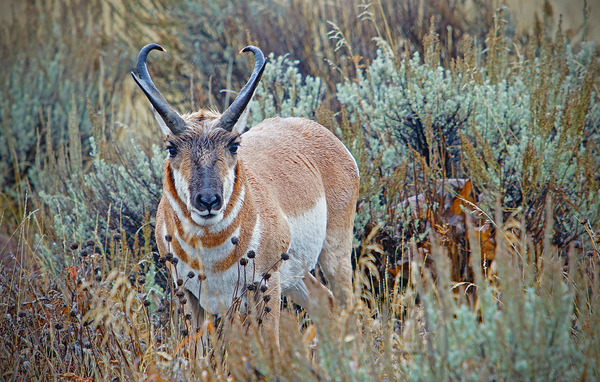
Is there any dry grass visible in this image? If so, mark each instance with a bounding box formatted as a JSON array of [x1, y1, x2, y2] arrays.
[[1, 0, 599, 380], [2, 203, 599, 380]]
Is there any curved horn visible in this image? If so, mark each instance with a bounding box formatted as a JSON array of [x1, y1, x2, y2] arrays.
[[218, 46, 266, 132], [131, 43, 187, 135]]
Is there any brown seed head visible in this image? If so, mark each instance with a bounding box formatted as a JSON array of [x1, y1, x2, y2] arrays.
[[247, 251, 256, 259]]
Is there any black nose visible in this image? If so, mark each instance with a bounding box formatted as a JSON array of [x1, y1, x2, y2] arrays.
[[194, 193, 222, 212]]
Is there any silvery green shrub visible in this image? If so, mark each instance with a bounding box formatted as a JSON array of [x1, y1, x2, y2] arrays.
[[251, 53, 325, 123]]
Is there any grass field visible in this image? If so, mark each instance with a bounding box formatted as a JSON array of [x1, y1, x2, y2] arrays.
[[1, 0, 599, 380]]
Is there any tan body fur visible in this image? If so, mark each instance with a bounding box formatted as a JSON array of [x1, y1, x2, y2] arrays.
[[156, 116, 359, 347]]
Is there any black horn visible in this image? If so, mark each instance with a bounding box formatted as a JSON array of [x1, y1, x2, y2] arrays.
[[218, 46, 266, 132], [131, 43, 187, 135]]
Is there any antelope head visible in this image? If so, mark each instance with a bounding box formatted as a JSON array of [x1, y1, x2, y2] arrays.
[[131, 44, 266, 226]]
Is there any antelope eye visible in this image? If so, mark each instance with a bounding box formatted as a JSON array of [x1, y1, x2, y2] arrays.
[[229, 142, 240, 155], [167, 146, 177, 157]]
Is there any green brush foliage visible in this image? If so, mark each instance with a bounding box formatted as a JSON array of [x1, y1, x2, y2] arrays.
[[398, 205, 600, 381], [35, 134, 165, 268], [250, 53, 325, 123], [337, 19, 600, 254]]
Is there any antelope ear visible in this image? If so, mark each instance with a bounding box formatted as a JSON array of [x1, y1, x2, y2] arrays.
[[231, 96, 254, 135], [152, 107, 173, 136]]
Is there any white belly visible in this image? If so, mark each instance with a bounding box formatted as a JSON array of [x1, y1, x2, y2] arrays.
[[279, 197, 327, 292]]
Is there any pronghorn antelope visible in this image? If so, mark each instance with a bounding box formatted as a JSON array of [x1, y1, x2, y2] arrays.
[[131, 43, 359, 347]]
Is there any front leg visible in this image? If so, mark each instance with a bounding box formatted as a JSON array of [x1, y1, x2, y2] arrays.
[[183, 288, 206, 357], [256, 271, 281, 351], [284, 272, 334, 315], [169, 258, 206, 357]]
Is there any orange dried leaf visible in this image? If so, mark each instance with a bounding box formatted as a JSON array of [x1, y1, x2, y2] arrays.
[[303, 324, 316, 345], [450, 180, 475, 215]]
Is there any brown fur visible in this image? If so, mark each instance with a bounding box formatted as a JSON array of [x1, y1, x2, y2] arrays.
[[155, 111, 359, 350]]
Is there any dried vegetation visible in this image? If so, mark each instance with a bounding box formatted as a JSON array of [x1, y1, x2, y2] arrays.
[[1, 0, 599, 380]]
